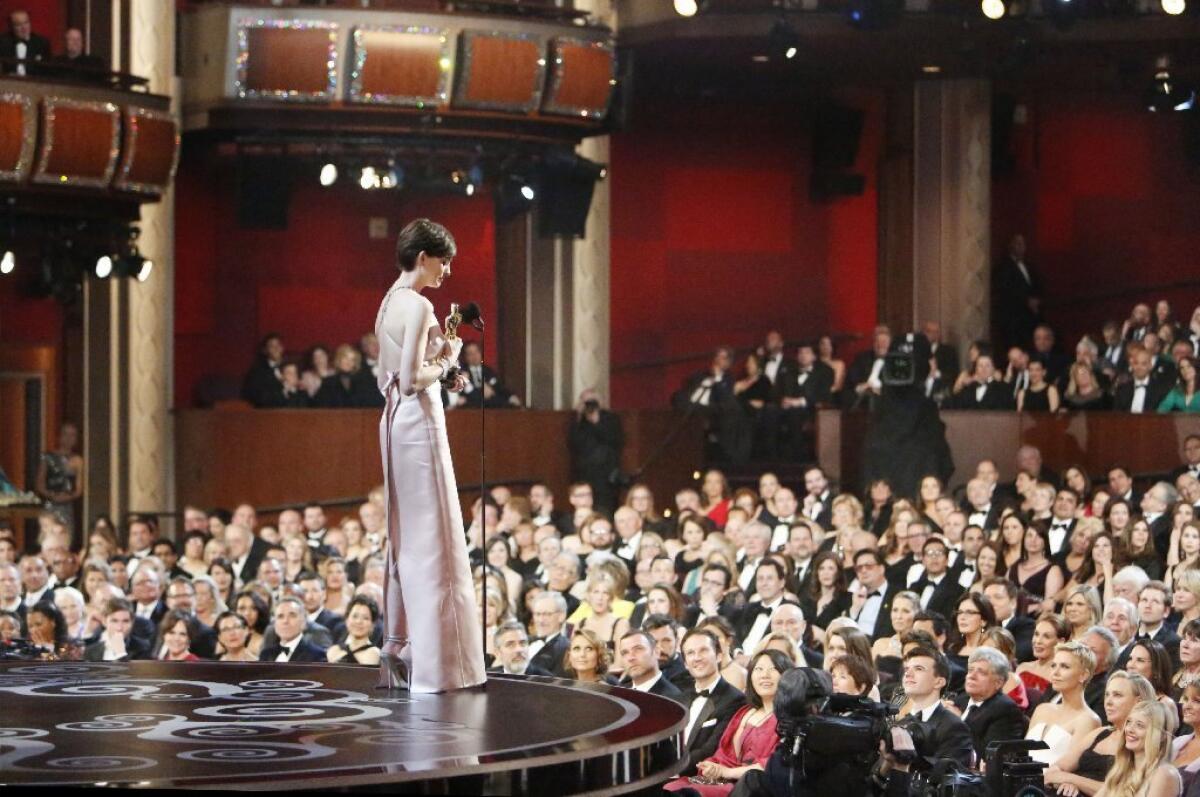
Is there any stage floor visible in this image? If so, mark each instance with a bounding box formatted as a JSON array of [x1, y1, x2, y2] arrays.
[[0, 660, 686, 793]]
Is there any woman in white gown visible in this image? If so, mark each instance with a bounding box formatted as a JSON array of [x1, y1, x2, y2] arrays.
[[1025, 639, 1102, 765], [374, 218, 486, 693]]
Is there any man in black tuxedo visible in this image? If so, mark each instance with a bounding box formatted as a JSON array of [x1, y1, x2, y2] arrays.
[[527, 592, 570, 676], [455, 342, 521, 409], [909, 537, 963, 621], [913, 611, 966, 693], [1045, 489, 1079, 557], [617, 629, 685, 704], [1031, 325, 1072, 389], [1136, 582, 1180, 666], [298, 573, 346, 642], [1171, 435, 1200, 483], [84, 599, 152, 661], [1107, 466, 1142, 507], [760, 330, 791, 393], [991, 233, 1042, 352], [770, 603, 824, 668], [53, 28, 105, 73], [677, 628, 746, 775], [544, 554, 582, 618], [644, 614, 695, 693], [241, 333, 285, 407], [1112, 347, 1170, 414], [0, 9, 50, 75], [844, 325, 891, 409], [0, 563, 26, 633], [922, 320, 961, 386], [260, 597, 327, 663], [128, 567, 167, 627], [1140, 482, 1177, 555], [962, 477, 1004, 533], [224, 523, 268, 587], [850, 549, 896, 641], [779, 344, 834, 461], [800, 466, 835, 530], [488, 621, 554, 677], [734, 560, 790, 657], [948, 355, 1016, 410], [882, 647, 974, 793], [951, 648, 1028, 761], [983, 578, 1035, 663]]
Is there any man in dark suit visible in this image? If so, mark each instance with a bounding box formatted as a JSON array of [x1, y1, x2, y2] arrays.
[[850, 549, 896, 641], [1136, 582, 1180, 666], [259, 597, 327, 663], [923, 320, 961, 386], [951, 647, 1028, 761], [1112, 347, 1170, 414], [225, 523, 268, 587], [1031, 325, 1072, 389], [297, 572, 346, 641], [645, 614, 695, 693], [53, 27, 105, 74], [948, 355, 1016, 410], [778, 344, 834, 461], [909, 538, 963, 621], [882, 647, 974, 792], [1171, 435, 1200, 484], [0, 563, 26, 632], [734, 560, 790, 655], [800, 466, 835, 530], [673, 347, 741, 463], [962, 478, 1004, 534], [677, 628, 746, 775], [991, 233, 1042, 352], [617, 629, 685, 704], [1140, 482, 1177, 556], [241, 333, 285, 407], [843, 326, 892, 408], [0, 9, 50, 75], [1107, 466, 1143, 508], [1081, 625, 1117, 723], [488, 621, 554, 677], [527, 592, 570, 676], [1045, 489, 1080, 558], [982, 578, 1035, 663], [455, 341, 521, 409], [83, 598, 152, 661], [128, 567, 167, 628]]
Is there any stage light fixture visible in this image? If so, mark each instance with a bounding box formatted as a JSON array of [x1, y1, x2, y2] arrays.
[[982, 0, 1007, 19], [319, 163, 337, 186], [1161, 0, 1186, 13], [674, 0, 698, 16], [520, 185, 535, 201], [465, 183, 476, 196], [496, 174, 537, 221], [136, 259, 153, 282], [359, 166, 379, 190], [0, 250, 13, 274], [94, 255, 113, 279], [769, 20, 799, 61]]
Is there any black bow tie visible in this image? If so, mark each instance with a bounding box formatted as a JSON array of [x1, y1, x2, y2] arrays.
[[866, 590, 883, 599], [1052, 520, 1070, 528], [694, 689, 713, 699]]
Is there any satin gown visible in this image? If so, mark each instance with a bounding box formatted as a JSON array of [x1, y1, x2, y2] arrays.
[[375, 282, 487, 693]]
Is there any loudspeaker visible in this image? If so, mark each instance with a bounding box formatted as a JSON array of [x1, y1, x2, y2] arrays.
[[537, 153, 603, 238], [237, 158, 291, 230], [812, 103, 864, 171]]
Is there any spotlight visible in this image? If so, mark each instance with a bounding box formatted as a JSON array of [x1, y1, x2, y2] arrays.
[[674, 0, 698, 16], [520, 185, 535, 201], [95, 255, 113, 279], [319, 163, 337, 186], [981, 0, 1007, 18], [1146, 58, 1196, 112], [465, 183, 476, 197], [0, 250, 13, 274], [1161, 0, 1186, 13], [136, 259, 153, 282], [496, 174, 537, 221], [769, 20, 799, 61], [359, 166, 378, 190]]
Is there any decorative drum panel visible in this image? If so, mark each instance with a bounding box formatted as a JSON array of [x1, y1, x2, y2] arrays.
[[113, 107, 179, 195], [33, 97, 121, 188], [542, 38, 615, 119], [453, 31, 546, 113], [0, 92, 36, 182], [236, 18, 338, 101], [349, 25, 452, 107]]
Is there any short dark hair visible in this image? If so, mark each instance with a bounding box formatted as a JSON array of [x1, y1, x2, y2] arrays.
[[746, 649, 794, 708], [702, 563, 731, 589], [156, 608, 200, 646], [296, 571, 324, 588], [913, 610, 949, 639], [152, 539, 177, 555], [345, 595, 380, 623], [854, 548, 884, 568], [395, 218, 456, 272], [754, 559, 786, 582], [619, 629, 655, 650], [980, 577, 1018, 602], [642, 613, 678, 634], [681, 627, 721, 656], [903, 645, 950, 693], [899, 629, 936, 648], [830, 654, 874, 695]]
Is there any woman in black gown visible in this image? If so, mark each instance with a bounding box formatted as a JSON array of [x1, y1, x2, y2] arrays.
[[1018, 360, 1060, 412]]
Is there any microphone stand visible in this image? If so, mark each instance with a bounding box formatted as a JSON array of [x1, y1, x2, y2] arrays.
[[478, 323, 487, 683]]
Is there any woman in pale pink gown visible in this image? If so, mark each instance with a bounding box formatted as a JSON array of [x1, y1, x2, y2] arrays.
[[374, 219, 486, 693]]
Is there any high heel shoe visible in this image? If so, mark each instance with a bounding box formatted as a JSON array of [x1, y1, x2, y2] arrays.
[[377, 651, 410, 690]]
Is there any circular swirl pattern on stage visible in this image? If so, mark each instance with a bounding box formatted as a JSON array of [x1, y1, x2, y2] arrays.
[[0, 660, 682, 789]]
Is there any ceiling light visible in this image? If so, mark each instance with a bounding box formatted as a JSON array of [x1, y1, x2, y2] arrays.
[[752, 54, 769, 63], [1161, 0, 1185, 13], [981, 0, 1007, 18], [136, 259, 153, 282], [465, 183, 475, 196], [0, 250, 13, 274], [520, 185, 535, 201], [319, 163, 337, 186], [922, 64, 942, 74], [785, 46, 798, 60], [359, 166, 379, 190], [674, 0, 698, 16], [95, 255, 112, 279]]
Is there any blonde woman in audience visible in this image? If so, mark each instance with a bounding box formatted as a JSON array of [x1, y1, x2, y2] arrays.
[[1176, 572, 1200, 629], [1166, 518, 1200, 590], [753, 632, 804, 666], [1063, 584, 1104, 640], [1171, 682, 1200, 791], [53, 586, 87, 640], [1025, 640, 1102, 765], [281, 534, 312, 584], [1096, 700, 1180, 797], [871, 590, 919, 661], [203, 537, 228, 567], [320, 557, 354, 616], [636, 532, 667, 564], [570, 573, 629, 650], [192, 575, 227, 629]]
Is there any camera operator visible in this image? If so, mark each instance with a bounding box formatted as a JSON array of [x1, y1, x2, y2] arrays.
[[568, 389, 624, 514], [878, 647, 974, 794]]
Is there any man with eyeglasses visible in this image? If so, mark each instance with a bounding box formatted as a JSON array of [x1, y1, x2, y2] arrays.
[[695, 564, 735, 625], [545, 553, 581, 616], [526, 592, 569, 676], [850, 549, 895, 640], [908, 537, 963, 620]]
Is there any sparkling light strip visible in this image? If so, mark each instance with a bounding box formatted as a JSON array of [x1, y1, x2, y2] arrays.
[[542, 37, 616, 120], [32, 97, 121, 189], [349, 25, 452, 108], [234, 17, 339, 102], [0, 92, 36, 182], [454, 30, 547, 114], [113, 106, 180, 195]]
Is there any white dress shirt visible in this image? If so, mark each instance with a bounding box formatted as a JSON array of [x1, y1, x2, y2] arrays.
[[1131, 379, 1150, 413], [630, 672, 663, 693]]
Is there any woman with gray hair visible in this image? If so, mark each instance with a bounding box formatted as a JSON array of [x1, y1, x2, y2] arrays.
[[52, 586, 87, 640]]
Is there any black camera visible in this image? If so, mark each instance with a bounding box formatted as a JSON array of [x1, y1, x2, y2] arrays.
[[985, 739, 1049, 797], [908, 759, 988, 797], [882, 333, 921, 386]]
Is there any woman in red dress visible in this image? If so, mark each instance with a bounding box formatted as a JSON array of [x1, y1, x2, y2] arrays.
[[663, 648, 791, 796], [1016, 612, 1071, 697]]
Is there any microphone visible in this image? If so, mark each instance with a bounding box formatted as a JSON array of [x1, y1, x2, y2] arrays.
[[459, 301, 484, 331]]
